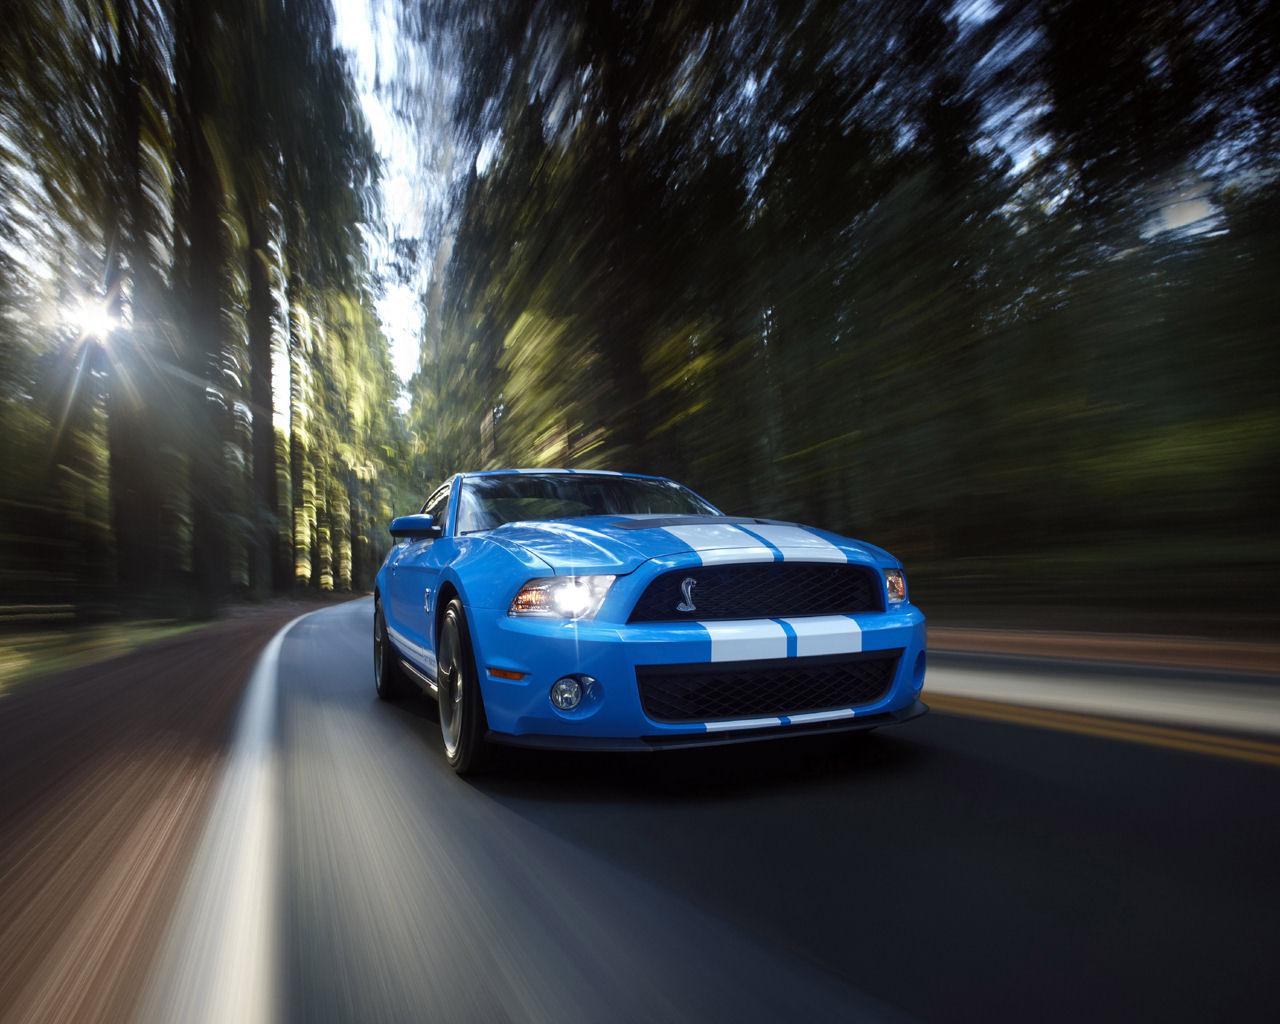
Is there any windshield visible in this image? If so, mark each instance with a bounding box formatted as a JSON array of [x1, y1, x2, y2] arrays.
[[456, 474, 719, 533]]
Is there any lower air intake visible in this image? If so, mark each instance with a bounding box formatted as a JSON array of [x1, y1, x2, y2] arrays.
[[636, 651, 901, 723]]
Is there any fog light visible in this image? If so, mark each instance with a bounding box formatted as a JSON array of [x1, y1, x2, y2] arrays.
[[550, 677, 583, 711]]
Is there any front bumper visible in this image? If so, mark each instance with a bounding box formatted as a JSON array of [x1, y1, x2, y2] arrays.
[[487, 699, 928, 751], [467, 602, 928, 743]]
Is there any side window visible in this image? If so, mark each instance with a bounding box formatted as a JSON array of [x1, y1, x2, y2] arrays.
[[421, 482, 452, 534]]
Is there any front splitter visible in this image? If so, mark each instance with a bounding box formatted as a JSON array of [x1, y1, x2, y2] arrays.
[[485, 699, 928, 752]]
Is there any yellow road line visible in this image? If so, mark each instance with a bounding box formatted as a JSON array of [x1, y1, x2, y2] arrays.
[[931, 694, 1280, 753], [927, 693, 1280, 768]]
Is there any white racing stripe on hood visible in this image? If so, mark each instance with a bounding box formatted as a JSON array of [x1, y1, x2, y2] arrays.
[[697, 548, 776, 567], [663, 523, 774, 565], [743, 523, 849, 563], [664, 521, 850, 564]]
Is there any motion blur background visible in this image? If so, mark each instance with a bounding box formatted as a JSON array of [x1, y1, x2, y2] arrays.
[[1, 0, 1276, 632]]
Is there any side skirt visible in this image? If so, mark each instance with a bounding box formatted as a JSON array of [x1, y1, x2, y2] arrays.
[[399, 657, 439, 699]]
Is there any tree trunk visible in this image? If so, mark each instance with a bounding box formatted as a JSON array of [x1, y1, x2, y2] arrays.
[[175, 6, 229, 617], [108, 0, 165, 607], [246, 204, 278, 597]]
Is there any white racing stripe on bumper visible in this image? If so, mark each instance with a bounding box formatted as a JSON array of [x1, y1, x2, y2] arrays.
[[702, 707, 860, 732], [704, 715, 784, 732], [703, 620, 789, 661], [788, 615, 862, 656], [787, 707, 860, 725], [699, 616, 863, 661]]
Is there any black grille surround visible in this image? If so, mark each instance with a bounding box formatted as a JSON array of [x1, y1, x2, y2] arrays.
[[627, 562, 882, 623], [636, 650, 902, 724]]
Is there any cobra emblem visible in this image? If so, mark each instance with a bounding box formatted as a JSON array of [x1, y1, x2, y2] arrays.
[[676, 577, 698, 612]]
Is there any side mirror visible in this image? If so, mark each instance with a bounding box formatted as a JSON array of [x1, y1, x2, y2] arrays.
[[389, 513, 442, 540]]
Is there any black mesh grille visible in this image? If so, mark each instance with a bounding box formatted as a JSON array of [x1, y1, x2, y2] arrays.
[[637, 651, 901, 723], [628, 562, 881, 623]]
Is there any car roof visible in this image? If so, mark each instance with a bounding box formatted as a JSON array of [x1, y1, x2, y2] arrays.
[[460, 468, 673, 482]]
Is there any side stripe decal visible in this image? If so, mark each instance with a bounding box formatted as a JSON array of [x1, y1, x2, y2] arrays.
[[387, 626, 438, 679]]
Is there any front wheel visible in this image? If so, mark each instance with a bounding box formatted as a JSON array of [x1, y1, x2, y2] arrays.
[[436, 598, 489, 774]]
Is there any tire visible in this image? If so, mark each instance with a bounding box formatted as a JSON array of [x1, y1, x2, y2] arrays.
[[374, 599, 410, 700], [436, 597, 489, 774]]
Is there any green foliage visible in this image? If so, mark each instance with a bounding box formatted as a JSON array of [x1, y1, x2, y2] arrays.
[[0, 0, 410, 615], [4, 0, 1277, 622], [404, 0, 1279, 617]]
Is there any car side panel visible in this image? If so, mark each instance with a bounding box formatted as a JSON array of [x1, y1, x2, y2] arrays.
[[380, 534, 556, 682]]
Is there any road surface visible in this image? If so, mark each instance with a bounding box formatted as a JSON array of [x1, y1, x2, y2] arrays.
[[127, 597, 1280, 1023]]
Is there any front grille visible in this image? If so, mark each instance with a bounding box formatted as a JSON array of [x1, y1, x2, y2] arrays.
[[628, 562, 881, 623], [636, 651, 901, 723]]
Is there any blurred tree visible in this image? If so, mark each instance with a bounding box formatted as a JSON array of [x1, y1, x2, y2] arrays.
[[3, 0, 1276, 624], [1, 0, 404, 618], [400, 0, 1278, 620]]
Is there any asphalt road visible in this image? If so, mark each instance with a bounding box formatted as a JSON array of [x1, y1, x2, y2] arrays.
[[139, 598, 1280, 1023]]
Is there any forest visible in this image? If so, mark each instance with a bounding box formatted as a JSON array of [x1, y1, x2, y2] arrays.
[[2, 0, 1277, 625], [2, 0, 410, 618]]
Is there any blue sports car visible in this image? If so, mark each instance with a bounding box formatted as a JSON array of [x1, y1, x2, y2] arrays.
[[373, 470, 927, 772]]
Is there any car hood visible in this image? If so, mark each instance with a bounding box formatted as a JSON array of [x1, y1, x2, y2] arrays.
[[481, 514, 895, 575]]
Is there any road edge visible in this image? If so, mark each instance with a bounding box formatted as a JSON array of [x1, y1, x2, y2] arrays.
[[131, 608, 318, 1024]]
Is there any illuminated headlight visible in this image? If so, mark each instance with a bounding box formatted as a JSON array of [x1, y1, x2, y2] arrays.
[[884, 568, 907, 603], [509, 575, 616, 619]]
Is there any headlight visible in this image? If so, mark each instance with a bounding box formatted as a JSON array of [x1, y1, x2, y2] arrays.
[[884, 568, 907, 603], [509, 575, 616, 619]]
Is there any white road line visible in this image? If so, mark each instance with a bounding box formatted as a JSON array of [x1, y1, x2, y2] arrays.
[[134, 611, 311, 1024], [924, 665, 1280, 737]]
